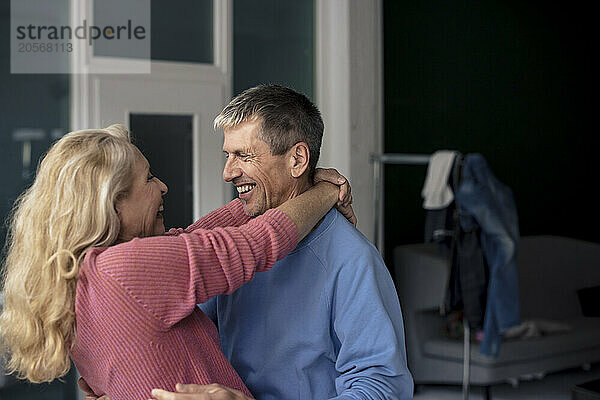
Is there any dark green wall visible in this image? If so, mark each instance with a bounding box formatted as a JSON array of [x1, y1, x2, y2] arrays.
[[383, 0, 598, 260]]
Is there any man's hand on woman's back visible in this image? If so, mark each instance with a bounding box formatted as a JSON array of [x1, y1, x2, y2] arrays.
[[151, 383, 252, 400], [78, 378, 251, 400]]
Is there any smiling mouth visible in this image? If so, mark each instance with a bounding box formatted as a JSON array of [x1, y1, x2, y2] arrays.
[[236, 184, 256, 194]]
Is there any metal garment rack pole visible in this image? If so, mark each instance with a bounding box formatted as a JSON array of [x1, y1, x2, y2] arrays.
[[369, 153, 430, 255], [463, 320, 471, 400], [370, 152, 473, 400]]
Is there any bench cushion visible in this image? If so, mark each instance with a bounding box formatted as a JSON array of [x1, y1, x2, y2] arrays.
[[423, 317, 600, 366]]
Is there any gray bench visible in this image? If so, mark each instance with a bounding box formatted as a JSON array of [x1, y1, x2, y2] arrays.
[[395, 235, 600, 390]]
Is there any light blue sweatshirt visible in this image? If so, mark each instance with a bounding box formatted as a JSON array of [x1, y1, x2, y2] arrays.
[[200, 208, 413, 399]]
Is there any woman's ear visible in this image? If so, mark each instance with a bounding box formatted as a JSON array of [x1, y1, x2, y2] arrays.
[[114, 193, 126, 215], [289, 142, 310, 178]]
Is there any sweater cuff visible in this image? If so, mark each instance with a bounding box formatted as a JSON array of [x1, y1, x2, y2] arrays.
[[261, 208, 299, 255]]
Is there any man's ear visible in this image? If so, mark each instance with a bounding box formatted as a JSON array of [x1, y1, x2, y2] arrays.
[[288, 142, 310, 178]]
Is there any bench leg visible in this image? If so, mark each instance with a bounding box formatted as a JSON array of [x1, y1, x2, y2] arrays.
[[483, 385, 491, 400]]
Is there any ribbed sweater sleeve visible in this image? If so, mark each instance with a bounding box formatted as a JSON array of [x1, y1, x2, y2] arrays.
[[166, 199, 250, 234], [94, 208, 297, 329]]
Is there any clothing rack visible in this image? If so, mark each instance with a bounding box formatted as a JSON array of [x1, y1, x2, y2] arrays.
[[369, 152, 477, 400]]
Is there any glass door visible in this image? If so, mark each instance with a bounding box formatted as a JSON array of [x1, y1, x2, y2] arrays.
[[71, 0, 232, 221]]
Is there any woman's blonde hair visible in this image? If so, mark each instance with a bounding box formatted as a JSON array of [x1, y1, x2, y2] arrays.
[[0, 124, 137, 383]]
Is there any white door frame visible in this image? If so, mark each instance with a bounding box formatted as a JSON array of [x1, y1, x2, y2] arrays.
[[70, 0, 233, 220]]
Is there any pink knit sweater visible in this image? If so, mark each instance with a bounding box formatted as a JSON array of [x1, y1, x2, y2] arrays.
[[70, 199, 298, 400]]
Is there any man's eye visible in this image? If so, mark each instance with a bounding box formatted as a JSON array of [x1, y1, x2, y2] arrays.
[[147, 174, 154, 181]]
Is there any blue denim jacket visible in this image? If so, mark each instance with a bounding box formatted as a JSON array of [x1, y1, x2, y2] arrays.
[[455, 153, 521, 356]]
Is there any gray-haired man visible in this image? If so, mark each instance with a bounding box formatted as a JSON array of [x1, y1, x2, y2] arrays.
[[200, 85, 413, 399]]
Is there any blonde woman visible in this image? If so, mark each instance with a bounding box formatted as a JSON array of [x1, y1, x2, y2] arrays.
[[0, 125, 353, 400]]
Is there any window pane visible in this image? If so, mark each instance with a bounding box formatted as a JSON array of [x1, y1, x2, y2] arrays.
[[1, 0, 74, 398], [1, 16, 70, 256], [93, 0, 213, 64], [150, 0, 213, 63], [233, 0, 314, 100], [130, 114, 194, 229]]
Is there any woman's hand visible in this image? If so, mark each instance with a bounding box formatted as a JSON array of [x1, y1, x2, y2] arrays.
[[151, 383, 252, 400], [314, 168, 356, 226]]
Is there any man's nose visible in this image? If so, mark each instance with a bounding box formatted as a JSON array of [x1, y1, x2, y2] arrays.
[[157, 178, 168, 195], [223, 158, 241, 182]]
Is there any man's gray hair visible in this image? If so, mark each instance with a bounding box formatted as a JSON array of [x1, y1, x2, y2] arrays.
[[214, 84, 324, 178]]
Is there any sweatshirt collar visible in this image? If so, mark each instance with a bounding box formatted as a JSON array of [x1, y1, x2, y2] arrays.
[[292, 208, 338, 253]]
